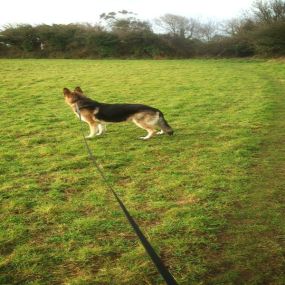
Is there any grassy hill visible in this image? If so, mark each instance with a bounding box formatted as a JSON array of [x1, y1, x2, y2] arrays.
[[0, 59, 284, 284]]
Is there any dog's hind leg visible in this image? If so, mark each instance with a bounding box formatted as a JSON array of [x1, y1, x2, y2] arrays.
[[140, 129, 156, 140], [132, 119, 156, 140]]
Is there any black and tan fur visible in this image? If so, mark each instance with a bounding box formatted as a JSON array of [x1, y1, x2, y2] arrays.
[[63, 87, 173, 140]]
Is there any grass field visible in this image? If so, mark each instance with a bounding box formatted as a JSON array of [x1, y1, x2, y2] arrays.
[[0, 59, 284, 285]]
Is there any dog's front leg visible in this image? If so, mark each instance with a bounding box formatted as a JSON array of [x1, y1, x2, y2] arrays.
[[86, 122, 98, 139]]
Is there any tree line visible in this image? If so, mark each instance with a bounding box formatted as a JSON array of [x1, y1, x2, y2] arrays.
[[0, 0, 284, 58]]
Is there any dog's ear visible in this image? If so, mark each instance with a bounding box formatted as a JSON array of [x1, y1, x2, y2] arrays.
[[63, 88, 71, 96], [74, 86, 83, 93]]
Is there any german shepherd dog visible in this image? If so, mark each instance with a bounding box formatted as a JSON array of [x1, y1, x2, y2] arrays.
[[63, 87, 173, 140]]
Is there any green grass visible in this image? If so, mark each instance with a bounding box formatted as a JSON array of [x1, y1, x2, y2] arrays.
[[0, 59, 284, 285]]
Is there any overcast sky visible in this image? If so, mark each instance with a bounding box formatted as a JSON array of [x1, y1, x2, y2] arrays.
[[1, 0, 255, 28]]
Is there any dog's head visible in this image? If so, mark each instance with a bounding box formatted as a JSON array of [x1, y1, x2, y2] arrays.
[[63, 87, 84, 105]]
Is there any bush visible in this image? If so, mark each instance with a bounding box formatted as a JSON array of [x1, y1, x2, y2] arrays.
[[253, 22, 285, 56]]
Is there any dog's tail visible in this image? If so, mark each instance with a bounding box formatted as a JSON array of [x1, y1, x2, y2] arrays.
[[158, 112, 174, 135]]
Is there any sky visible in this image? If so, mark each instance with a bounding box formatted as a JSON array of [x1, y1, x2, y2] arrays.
[[1, 0, 255, 28]]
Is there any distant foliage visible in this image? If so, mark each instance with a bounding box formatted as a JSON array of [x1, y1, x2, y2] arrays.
[[0, 1, 285, 58]]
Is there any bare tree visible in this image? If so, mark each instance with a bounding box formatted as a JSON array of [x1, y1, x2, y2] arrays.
[[187, 18, 200, 38], [155, 14, 221, 41], [252, 0, 285, 23], [99, 10, 151, 36], [195, 20, 220, 41], [222, 18, 243, 36], [155, 14, 198, 38], [271, 0, 285, 20]]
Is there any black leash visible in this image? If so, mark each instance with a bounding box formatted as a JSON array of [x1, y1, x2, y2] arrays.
[[75, 104, 178, 285]]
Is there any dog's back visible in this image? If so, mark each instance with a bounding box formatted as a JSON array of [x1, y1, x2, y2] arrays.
[[95, 103, 159, 122]]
